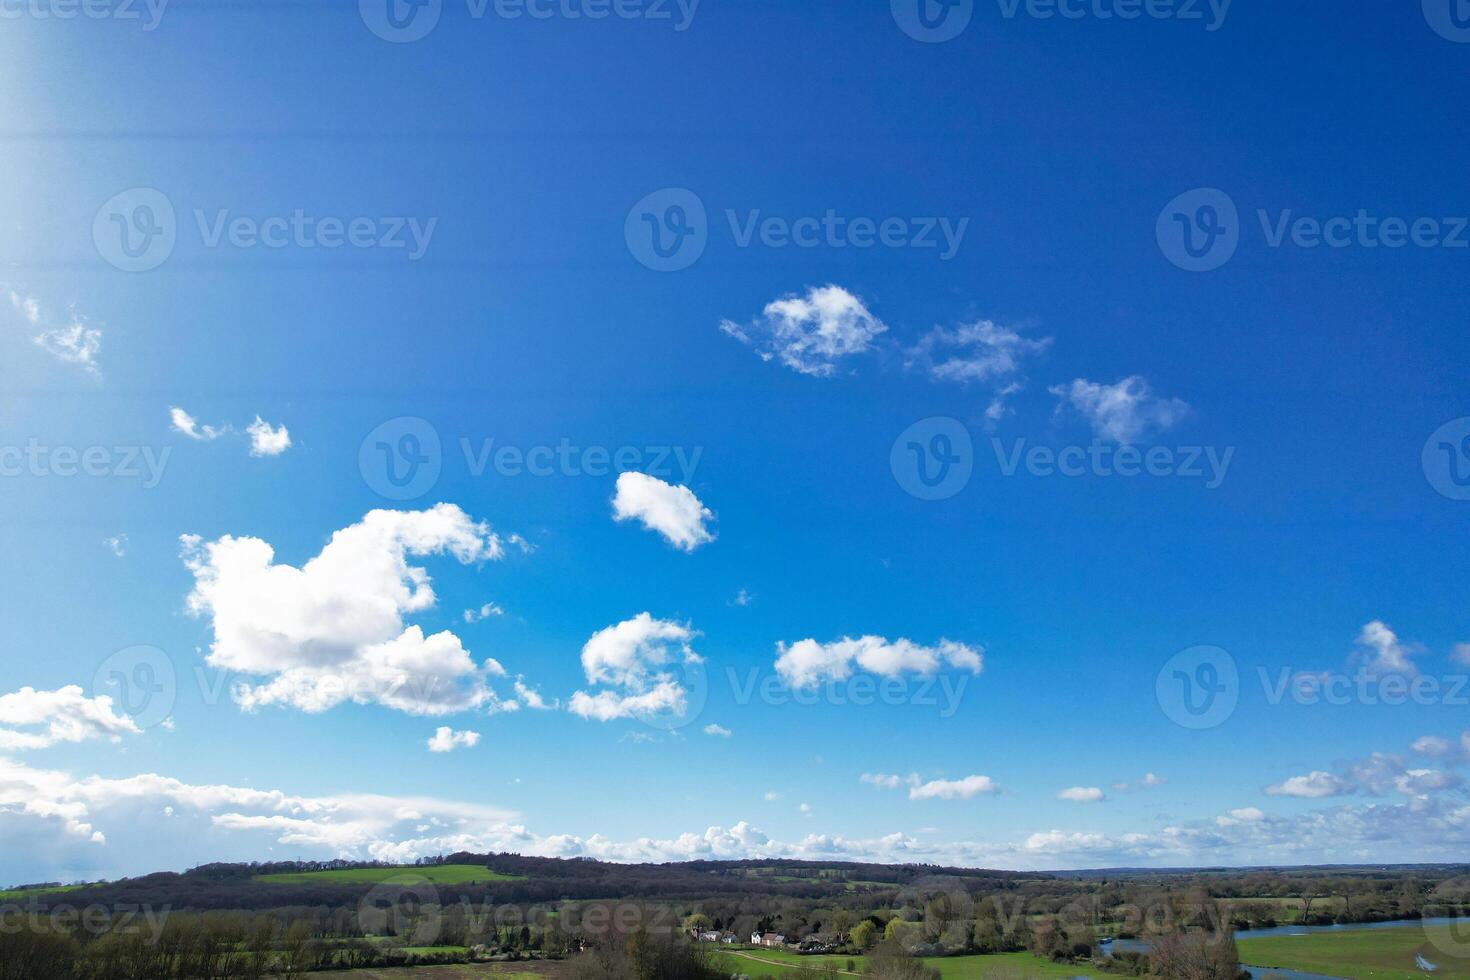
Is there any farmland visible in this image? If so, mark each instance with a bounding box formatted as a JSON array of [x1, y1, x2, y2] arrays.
[[1237, 926, 1470, 980], [710, 948, 1100, 979], [256, 864, 524, 886]]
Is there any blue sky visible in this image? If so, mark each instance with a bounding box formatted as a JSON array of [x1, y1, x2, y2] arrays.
[[2, 0, 1470, 885]]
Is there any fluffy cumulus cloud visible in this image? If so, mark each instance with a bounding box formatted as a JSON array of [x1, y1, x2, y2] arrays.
[[569, 614, 700, 722], [426, 727, 480, 753], [703, 723, 732, 737], [1265, 751, 1460, 800], [10, 745, 1470, 884], [908, 775, 999, 801], [720, 285, 886, 377], [0, 686, 140, 752], [862, 773, 1000, 801], [171, 407, 291, 457], [1352, 620, 1419, 675], [774, 635, 982, 690], [611, 472, 715, 552], [906, 320, 1052, 421], [246, 416, 292, 457], [1058, 786, 1105, 803], [181, 504, 521, 716], [7, 288, 103, 375], [1049, 375, 1190, 443], [171, 407, 229, 441]]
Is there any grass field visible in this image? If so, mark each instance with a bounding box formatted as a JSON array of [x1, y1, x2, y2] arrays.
[[332, 963, 564, 980], [711, 947, 1098, 979], [256, 865, 524, 886], [0, 884, 87, 901], [1238, 926, 1470, 980]]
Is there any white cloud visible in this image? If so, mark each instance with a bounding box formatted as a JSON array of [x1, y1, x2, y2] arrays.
[[1049, 376, 1190, 443], [102, 535, 128, 558], [181, 504, 518, 716], [1265, 770, 1354, 798], [611, 472, 715, 552], [720, 285, 886, 377], [170, 406, 229, 441], [1058, 786, 1105, 803], [774, 635, 982, 690], [798, 803, 812, 815], [1352, 620, 1418, 676], [908, 775, 999, 801], [907, 320, 1051, 421], [763, 791, 782, 801], [569, 614, 700, 723], [9, 290, 103, 376], [703, 723, 732, 737], [426, 727, 480, 753], [246, 416, 291, 457], [464, 603, 505, 623], [1216, 807, 1265, 826], [171, 407, 291, 457], [0, 686, 140, 752], [1451, 643, 1470, 667], [1113, 772, 1165, 793], [731, 588, 753, 607], [861, 773, 910, 790], [12, 750, 1470, 883]]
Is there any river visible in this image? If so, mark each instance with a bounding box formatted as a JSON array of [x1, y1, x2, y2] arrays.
[[1098, 916, 1466, 980]]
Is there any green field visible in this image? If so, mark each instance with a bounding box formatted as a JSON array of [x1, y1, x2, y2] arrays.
[[0, 884, 88, 901], [331, 964, 563, 980], [712, 947, 1098, 979], [256, 864, 524, 886], [1238, 926, 1470, 980]]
